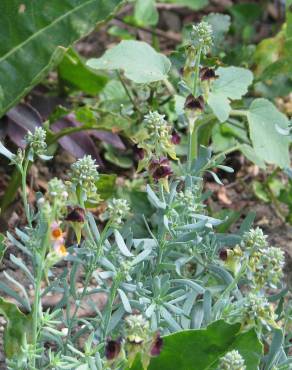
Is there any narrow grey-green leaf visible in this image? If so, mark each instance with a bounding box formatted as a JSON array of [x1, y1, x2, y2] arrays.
[[114, 230, 133, 257]]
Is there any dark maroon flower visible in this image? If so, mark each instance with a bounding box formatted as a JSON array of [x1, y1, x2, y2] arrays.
[[200, 67, 218, 81], [171, 130, 181, 145], [219, 248, 228, 261], [65, 206, 85, 223], [149, 157, 173, 181], [150, 333, 163, 357], [105, 338, 122, 361], [133, 145, 145, 160], [184, 94, 205, 112]]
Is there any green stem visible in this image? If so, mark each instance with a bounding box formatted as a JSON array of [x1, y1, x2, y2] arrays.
[[31, 228, 49, 368], [21, 157, 32, 227], [117, 72, 142, 114], [193, 47, 202, 97], [229, 109, 248, 118], [102, 277, 120, 341]]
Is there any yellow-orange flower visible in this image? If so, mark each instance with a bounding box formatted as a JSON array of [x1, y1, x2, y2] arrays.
[[54, 243, 68, 257]]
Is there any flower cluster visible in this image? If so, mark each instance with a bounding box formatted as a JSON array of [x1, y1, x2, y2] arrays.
[[25, 127, 47, 155], [248, 246, 285, 289], [70, 155, 99, 197], [241, 227, 267, 250], [218, 350, 246, 370], [242, 228, 284, 289], [240, 293, 278, 332], [48, 178, 68, 216], [189, 21, 213, 55], [107, 198, 130, 226], [105, 315, 163, 369]]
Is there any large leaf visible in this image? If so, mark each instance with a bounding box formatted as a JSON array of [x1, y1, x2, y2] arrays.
[[162, 0, 208, 10], [208, 67, 253, 122], [87, 41, 171, 84], [134, 0, 159, 26], [58, 48, 108, 95], [129, 320, 262, 370], [0, 297, 32, 359], [0, 0, 123, 117], [247, 98, 290, 168]]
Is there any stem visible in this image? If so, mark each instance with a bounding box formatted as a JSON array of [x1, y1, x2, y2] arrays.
[[230, 109, 248, 118], [21, 157, 32, 227], [193, 47, 202, 98], [64, 267, 93, 353], [31, 227, 49, 368], [31, 266, 42, 368], [117, 72, 141, 114], [102, 277, 120, 341]]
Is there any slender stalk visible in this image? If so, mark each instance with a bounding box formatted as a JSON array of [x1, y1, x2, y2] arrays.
[[21, 157, 32, 227], [230, 109, 248, 118], [31, 228, 49, 368], [102, 277, 120, 341], [117, 71, 142, 114]]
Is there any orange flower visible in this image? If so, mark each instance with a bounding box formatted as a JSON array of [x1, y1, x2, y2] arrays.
[[51, 221, 65, 242]]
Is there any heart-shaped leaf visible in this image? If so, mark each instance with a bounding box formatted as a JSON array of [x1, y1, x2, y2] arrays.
[[87, 41, 171, 84], [208, 67, 253, 122]]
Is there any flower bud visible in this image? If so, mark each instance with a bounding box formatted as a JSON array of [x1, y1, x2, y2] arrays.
[[105, 338, 122, 361], [218, 350, 246, 370], [107, 198, 130, 226], [70, 155, 99, 195], [65, 206, 85, 223], [189, 21, 213, 55], [242, 227, 267, 250], [150, 333, 163, 357], [171, 130, 181, 145], [184, 94, 205, 112], [149, 157, 173, 181], [200, 67, 218, 81], [25, 127, 47, 155]]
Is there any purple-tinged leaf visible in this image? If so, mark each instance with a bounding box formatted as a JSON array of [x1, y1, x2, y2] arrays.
[[6, 103, 42, 147], [51, 115, 104, 166], [90, 130, 125, 150]]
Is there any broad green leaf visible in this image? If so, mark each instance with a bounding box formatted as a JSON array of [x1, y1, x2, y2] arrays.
[[240, 144, 266, 169], [96, 174, 117, 200], [129, 320, 262, 370], [247, 99, 290, 168], [105, 151, 133, 169], [58, 48, 108, 94], [0, 0, 123, 117], [134, 0, 159, 26], [208, 67, 253, 122], [162, 0, 208, 10], [87, 41, 171, 84], [253, 181, 270, 203], [203, 13, 231, 46], [0, 297, 32, 359]]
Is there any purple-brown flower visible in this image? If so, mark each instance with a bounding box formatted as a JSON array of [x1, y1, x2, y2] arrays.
[[133, 145, 145, 160], [149, 157, 173, 181], [150, 333, 163, 357], [171, 130, 181, 145], [219, 248, 228, 261], [105, 338, 122, 361], [65, 206, 85, 223], [184, 94, 205, 112], [200, 67, 218, 81]]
